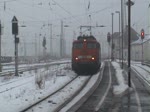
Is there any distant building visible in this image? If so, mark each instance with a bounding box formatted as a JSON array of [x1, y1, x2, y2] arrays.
[[131, 35, 150, 61], [110, 26, 139, 60], [110, 32, 120, 59]]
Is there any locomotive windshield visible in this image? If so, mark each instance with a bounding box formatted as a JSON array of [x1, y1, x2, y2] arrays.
[[73, 42, 83, 49], [87, 42, 97, 49]]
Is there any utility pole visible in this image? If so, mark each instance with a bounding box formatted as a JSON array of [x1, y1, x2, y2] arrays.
[[63, 27, 66, 57], [128, 0, 131, 87], [0, 21, 2, 72], [35, 34, 37, 61], [111, 13, 114, 61], [116, 11, 121, 62], [60, 20, 63, 58], [121, 0, 124, 69], [24, 39, 27, 62], [50, 24, 53, 57], [124, 0, 127, 28], [126, 0, 134, 87], [148, 4, 150, 34], [15, 37, 19, 74], [38, 36, 41, 58]]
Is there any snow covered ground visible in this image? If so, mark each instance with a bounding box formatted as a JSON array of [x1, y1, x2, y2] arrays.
[[60, 68, 102, 112], [132, 63, 150, 84], [113, 61, 150, 95], [0, 61, 74, 112], [26, 75, 90, 112], [1, 59, 71, 72], [112, 62, 128, 96], [0, 60, 103, 112], [1, 60, 149, 112]]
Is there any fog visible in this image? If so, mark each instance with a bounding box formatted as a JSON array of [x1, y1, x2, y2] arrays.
[[0, 0, 149, 59]]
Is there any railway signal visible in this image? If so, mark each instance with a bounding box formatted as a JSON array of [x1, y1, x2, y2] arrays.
[[12, 16, 18, 35], [107, 32, 111, 43], [12, 16, 19, 76], [42, 37, 47, 61], [141, 29, 144, 40], [42, 37, 46, 49], [107, 32, 111, 60], [141, 29, 144, 64]]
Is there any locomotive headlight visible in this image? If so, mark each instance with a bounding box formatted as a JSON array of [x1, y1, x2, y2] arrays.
[[75, 57, 78, 60], [92, 57, 95, 60]]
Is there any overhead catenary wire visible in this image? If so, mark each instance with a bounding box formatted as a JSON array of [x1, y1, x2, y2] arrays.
[[0, 1, 62, 30], [16, 0, 64, 19], [0, 0, 115, 34], [0, 0, 113, 26], [0, 0, 21, 3], [51, 0, 83, 26], [0, 0, 65, 24]]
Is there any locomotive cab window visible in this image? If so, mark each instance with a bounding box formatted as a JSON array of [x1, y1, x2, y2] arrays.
[[96, 43, 100, 49], [87, 42, 96, 49], [73, 42, 83, 49]]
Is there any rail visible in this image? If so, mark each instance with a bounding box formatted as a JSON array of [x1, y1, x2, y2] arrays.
[[0, 61, 70, 76], [21, 75, 91, 112], [131, 65, 150, 93]]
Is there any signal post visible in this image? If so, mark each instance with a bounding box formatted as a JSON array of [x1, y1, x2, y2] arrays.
[[107, 32, 111, 59], [141, 29, 144, 64], [0, 21, 2, 72], [12, 16, 19, 76]]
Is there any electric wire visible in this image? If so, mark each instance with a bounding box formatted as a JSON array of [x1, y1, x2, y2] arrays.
[[0, 0, 112, 25]]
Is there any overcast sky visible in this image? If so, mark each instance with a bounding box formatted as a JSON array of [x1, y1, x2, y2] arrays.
[[0, 0, 149, 56]]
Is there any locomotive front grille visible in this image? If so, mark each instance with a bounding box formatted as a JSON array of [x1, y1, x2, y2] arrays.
[[78, 55, 92, 59]]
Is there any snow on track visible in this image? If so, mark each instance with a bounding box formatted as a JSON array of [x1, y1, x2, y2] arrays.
[[0, 63, 75, 112], [26, 76, 90, 112], [132, 64, 150, 82], [112, 62, 128, 96]]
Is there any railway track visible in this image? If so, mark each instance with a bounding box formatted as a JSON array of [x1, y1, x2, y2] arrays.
[[0, 66, 39, 77], [21, 75, 92, 112], [132, 64, 150, 74], [49, 61, 107, 112], [119, 63, 150, 112], [0, 62, 71, 93], [132, 65, 150, 83], [0, 61, 79, 112], [0, 80, 32, 94], [0, 61, 102, 112], [68, 61, 110, 112], [131, 65, 150, 92], [0, 61, 70, 76]]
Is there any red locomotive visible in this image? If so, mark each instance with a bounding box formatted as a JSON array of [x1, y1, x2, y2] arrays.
[[72, 35, 101, 74]]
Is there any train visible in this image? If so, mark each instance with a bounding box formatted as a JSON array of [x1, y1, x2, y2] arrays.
[[72, 35, 101, 74]]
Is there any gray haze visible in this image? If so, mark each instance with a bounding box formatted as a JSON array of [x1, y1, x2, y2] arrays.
[[0, 0, 149, 57]]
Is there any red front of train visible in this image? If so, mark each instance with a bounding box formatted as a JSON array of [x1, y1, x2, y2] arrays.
[[72, 35, 101, 74]]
